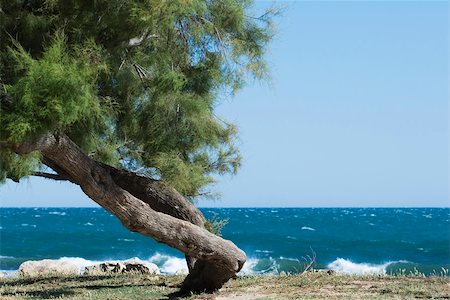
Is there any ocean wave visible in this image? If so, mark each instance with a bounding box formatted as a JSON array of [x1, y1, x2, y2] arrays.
[[301, 226, 315, 231], [148, 253, 188, 274], [327, 258, 395, 275], [239, 258, 260, 274], [0, 254, 421, 278], [56, 257, 103, 273]]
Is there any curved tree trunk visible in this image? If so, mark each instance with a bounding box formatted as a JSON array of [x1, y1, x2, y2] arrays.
[[14, 132, 246, 292], [100, 164, 204, 272]]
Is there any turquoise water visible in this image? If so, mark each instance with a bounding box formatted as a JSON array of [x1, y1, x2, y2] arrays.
[[1, 208, 449, 275]]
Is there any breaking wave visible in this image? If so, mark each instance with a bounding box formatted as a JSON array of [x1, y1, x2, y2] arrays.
[[327, 258, 396, 275], [0, 255, 424, 278], [148, 253, 188, 274]]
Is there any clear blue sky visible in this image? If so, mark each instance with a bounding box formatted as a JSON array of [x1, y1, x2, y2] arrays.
[[1, 1, 448, 207]]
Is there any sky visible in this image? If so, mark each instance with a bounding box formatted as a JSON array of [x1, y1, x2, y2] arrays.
[[0, 1, 448, 208]]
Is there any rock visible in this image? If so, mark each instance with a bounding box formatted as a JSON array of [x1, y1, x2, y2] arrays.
[[84, 258, 160, 275], [123, 257, 160, 274], [84, 262, 124, 275], [19, 259, 80, 277]]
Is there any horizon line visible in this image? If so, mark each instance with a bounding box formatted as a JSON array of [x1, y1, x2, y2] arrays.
[[1, 206, 449, 209]]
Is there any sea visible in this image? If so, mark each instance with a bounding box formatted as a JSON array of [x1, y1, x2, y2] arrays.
[[1, 208, 449, 277]]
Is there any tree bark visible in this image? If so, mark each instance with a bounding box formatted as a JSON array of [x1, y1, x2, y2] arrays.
[[99, 163, 205, 272], [14, 132, 246, 292]]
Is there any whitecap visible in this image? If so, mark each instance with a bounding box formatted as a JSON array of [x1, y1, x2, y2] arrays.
[[34, 215, 41, 217], [301, 226, 316, 231], [117, 238, 134, 242], [327, 258, 394, 275], [49, 212, 66, 216], [84, 222, 94, 226], [255, 250, 273, 254]]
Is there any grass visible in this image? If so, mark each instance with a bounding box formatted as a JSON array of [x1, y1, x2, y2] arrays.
[[0, 272, 449, 299]]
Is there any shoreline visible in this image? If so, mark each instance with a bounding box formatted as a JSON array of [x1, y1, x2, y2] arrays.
[[2, 255, 449, 279]]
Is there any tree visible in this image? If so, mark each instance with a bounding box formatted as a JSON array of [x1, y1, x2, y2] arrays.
[[0, 0, 274, 292]]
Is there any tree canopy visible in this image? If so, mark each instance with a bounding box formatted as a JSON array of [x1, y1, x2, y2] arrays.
[[0, 0, 275, 197]]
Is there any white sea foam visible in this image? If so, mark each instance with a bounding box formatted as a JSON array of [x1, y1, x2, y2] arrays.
[[117, 238, 134, 242], [327, 258, 394, 275], [301, 226, 315, 231], [239, 257, 259, 274], [255, 250, 273, 254], [84, 222, 94, 226], [240, 257, 281, 275], [21, 224, 37, 228], [148, 253, 188, 274], [49, 212, 66, 216], [57, 257, 103, 273]]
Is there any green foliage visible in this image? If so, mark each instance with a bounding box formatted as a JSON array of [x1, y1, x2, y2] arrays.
[[0, 0, 275, 197], [0, 148, 41, 183], [2, 33, 104, 142], [204, 213, 229, 236]]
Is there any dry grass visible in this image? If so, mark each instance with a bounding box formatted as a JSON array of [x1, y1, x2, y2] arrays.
[[0, 272, 449, 299]]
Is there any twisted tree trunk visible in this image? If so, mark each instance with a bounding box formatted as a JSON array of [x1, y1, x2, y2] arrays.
[[100, 164, 204, 272], [14, 132, 246, 292]]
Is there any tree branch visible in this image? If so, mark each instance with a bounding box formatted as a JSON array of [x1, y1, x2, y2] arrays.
[[14, 132, 246, 292], [32, 171, 69, 181]]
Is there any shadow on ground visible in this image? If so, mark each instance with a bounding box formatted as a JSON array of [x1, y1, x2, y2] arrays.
[[0, 275, 202, 299]]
